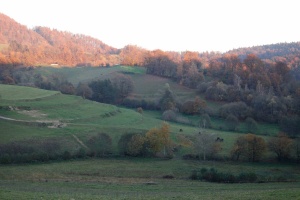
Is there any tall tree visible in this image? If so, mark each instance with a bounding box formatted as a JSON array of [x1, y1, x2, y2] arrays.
[[159, 86, 176, 111], [112, 74, 134, 101], [146, 122, 171, 156]]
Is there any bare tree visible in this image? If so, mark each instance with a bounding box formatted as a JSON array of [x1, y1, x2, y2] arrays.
[[193, 132, 220, 160]]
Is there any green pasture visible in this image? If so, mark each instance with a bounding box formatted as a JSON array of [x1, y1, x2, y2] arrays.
[[34, 65, 146, 85], [0, 159, 299, 199]]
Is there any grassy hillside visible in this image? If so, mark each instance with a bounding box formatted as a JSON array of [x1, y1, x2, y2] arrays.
[[0, 84, 60, 100], [34, 66, 199, 103], [0, 84, 197, 147], [0, 84, 299, 199]]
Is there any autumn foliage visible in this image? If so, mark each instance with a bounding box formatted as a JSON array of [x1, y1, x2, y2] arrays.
[[231, 134, 267, 162]]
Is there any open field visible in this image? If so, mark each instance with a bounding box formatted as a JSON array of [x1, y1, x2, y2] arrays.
[[0, 159, 299, 199]]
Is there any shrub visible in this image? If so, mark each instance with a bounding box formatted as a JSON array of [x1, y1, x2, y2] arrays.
[[162, 110, 177, 121], [245, 117, 258, 133]]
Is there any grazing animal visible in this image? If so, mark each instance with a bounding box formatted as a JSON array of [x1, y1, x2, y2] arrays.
[[216, 137, 224, 142]]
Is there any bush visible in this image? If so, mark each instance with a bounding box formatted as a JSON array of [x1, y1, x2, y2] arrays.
[[162, 110, 177, 121], [245, 117, 258, 133], [190, 168, 258, 183]]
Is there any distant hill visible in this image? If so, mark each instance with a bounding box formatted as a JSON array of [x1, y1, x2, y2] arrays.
[[0, 12, 299, 67], [225, 42, 300, 68], [0, 13, 119, 66]]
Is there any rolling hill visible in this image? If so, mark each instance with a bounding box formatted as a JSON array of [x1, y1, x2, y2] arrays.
[[0, 13, 118, 66]]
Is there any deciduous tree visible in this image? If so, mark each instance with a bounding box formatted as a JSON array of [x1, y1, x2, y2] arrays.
[[268, 133, 293, 161], [231, 134, 266, 162], [146, 122, 172, 156], [193, 132, 220, 161]]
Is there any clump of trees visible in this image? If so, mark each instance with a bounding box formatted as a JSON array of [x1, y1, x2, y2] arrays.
[[118, 122, 173, 158], [87, 133, 112, 157]]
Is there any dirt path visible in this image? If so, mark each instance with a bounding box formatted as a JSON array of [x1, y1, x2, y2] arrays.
[[0, 115, 66, 128], [72, 134, 89, 149], [0, 115, 24, 122]]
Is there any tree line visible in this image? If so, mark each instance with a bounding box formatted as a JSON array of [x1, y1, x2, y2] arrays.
[[1, 122, 299, 164]]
